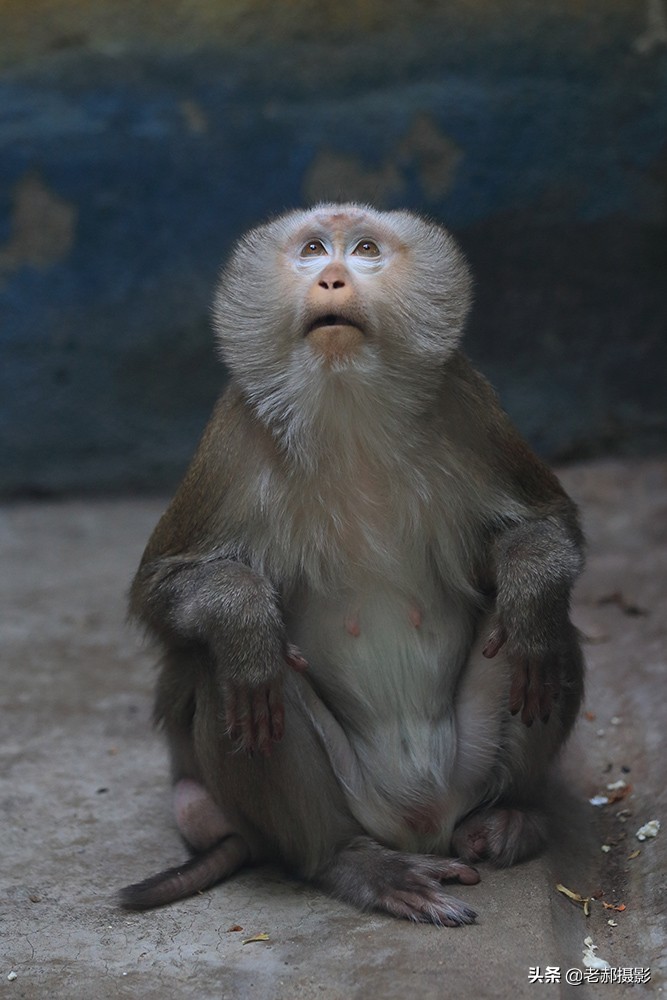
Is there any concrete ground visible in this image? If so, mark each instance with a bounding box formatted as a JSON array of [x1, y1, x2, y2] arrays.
[[2, 458, 665, 999]]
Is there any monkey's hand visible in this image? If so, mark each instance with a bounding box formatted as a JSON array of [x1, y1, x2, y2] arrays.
[[223, 644, 308, 756], [482, 621, 562, 726], [484, 515, 583, 726], [132, 555, 309, 755]]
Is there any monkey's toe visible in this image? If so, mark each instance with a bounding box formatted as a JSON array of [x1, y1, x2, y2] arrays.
[[380, 886, 477, 926], [452, 807, 547, 867], [377, 855, 478, 925]]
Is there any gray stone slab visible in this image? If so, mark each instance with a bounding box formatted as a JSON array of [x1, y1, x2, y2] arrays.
[[2, 460, 665, 997]]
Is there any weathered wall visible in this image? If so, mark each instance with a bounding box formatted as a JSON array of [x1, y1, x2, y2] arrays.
[[1, 1, 666, 494]]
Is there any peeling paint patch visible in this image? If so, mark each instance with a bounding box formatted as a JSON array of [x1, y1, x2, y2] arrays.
[[178, 99, 209, 134], [397, 113, 463, 200], [0, 174, 77, 277], [303, 114, 463, 206], [302, 149, 403, 206], [635, 0, 667, 53]]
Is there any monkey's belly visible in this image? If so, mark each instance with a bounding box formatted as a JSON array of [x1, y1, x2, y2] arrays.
[[290, 585, 496, 851]]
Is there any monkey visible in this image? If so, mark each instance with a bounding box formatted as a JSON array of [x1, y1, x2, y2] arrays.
[[119, 203, 584, 926]]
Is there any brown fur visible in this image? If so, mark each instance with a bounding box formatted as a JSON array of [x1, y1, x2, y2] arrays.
[[121, 204, 584, 923]]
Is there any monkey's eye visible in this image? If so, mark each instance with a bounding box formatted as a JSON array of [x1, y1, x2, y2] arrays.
[[300, 239, 327, 257], [352, 240, 380, 258]]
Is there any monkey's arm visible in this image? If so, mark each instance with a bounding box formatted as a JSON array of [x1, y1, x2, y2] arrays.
[[451, 356, 585, 726], [487, 431, 584, 726], [130, 392, 306, 754], [482, 509, 584, 725]]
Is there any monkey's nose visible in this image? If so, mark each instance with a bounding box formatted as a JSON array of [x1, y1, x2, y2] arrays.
[[319, 277, 345, 290], [316, 263, 348, 291]]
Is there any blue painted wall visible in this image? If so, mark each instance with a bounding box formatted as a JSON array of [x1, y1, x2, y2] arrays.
[[1, 2, 666, 493]]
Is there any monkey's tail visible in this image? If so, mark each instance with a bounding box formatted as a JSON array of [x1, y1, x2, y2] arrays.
[[118, 833, 248, 910]]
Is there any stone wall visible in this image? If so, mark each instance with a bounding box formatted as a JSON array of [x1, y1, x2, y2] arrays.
[[1, 1, 665, 493]]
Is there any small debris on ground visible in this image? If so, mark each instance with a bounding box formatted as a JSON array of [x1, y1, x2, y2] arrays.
[[636, 819, 660, 841], [556, 883, 591, 916], [582, 936, 611, 971], [589, 782, 631, 807]]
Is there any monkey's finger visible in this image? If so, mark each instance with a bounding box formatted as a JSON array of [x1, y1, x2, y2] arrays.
[[267, 681, 285, 743], [252, 687, 273, 757], [235, 687, 256, 753], [223, 682, 239, 738], [538, 655, 560, 723], [508, 659, 529, 716], [482, 624, 507, 659], [521, 660, 543, 727], [284, 644, 309, 672]]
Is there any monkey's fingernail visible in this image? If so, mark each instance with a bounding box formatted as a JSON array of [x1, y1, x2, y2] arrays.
[[286, 653, 308, 671]]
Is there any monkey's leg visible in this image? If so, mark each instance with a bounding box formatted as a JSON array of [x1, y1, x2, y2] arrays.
[[122, 655, 480, 922], [451, 619, 582, 868], [119, 653, 256, 911], [193, 671, 480, 926]]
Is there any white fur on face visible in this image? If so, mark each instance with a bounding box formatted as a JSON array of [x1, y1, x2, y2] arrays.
[[213, 203, 472, 465]]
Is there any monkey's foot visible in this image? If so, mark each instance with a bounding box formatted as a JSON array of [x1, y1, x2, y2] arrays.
[[451, 807, 547, 867], [318, 837, 479, 927]]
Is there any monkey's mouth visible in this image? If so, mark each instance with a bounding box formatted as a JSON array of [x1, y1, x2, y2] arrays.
[[306, 314, 364, 336]]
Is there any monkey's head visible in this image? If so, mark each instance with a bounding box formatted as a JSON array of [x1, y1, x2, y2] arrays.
[[213, 204, 472, 439]]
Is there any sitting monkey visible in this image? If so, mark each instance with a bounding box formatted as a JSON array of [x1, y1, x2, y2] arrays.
[[120, 204, 584, 926]]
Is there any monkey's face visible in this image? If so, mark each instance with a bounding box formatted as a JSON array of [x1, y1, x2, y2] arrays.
[[213, 204, 472, 434], [294, 212, 385, 369]]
